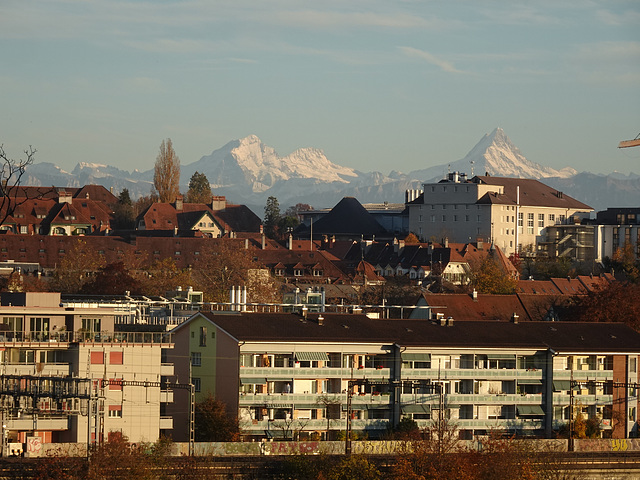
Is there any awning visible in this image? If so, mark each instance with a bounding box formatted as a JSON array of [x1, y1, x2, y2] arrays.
[[401, 404, 431, 414], [402, 353, 431, 361], [293, 404, 319, 409], [516, 405, 544, 416], [295, 352, 329, 362], [367, 404, 390, 410], [487, 354, 516, 360], [240, 378, 266, 384], [553, 380, 571, 391], [518, 379, 543, 385], [267, 377, 293, 382]]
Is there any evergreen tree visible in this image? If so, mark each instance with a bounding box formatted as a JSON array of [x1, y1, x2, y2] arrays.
[[263, 196, 281, 239], [185, 171, 212, 204]]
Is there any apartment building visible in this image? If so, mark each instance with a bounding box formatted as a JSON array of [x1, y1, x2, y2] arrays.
[[0, 292, 174, 448], [166, 311, 640, 441], [407, 173, 593, 256]]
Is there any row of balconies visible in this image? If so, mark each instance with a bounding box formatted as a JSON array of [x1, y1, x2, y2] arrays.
[[240, 366, 614, 381], [0, 362, 174, 378]]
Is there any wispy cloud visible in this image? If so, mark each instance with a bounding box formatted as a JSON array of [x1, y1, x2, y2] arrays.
[[399, 46, 466, 74], [121, 76, 165, 93], [596, 8, 640, 26]]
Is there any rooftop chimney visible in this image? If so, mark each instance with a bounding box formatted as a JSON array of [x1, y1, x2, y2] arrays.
[[472, 289, 478, 301], [175, 195, 183, 211], [512, 313, 519, 324], [317, 315, 324, 326]]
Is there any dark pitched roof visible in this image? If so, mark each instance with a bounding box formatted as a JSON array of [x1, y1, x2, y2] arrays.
[[297, 197, 387, 237], [473, 176, 592, 210], [193, 311, 640, 353]]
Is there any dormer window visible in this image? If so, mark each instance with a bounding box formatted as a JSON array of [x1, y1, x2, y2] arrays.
[[294, 268, 303, 276], [275, 268, 285, 276], [313, 269, 323, 277]]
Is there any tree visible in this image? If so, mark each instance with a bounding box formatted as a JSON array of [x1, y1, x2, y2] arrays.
[[470, 255, 518, 294], [194, 393, 239, 442], [566, 281, 640, 331], [185, 171, 211, 204], [112, 189, 136, 230], [192, 239, 269, 302], [140, 257, 193, 296], [153, 138, 180, 203], [404, 233, 420, 244], [50, 240, 106, 294], [80, 262, 141, 295], [264, 196, 281, 239], [326, 455, 381, 480], [0, 144, 40, 227], [611, 243, 640, 282]]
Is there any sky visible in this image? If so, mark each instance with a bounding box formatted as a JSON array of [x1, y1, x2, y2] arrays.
[[1, 0, 640, 177]]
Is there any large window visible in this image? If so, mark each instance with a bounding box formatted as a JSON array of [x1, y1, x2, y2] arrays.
[[527, 213, 534, 234], [199, 326, 207, 347], [30, 317, 50, 341]]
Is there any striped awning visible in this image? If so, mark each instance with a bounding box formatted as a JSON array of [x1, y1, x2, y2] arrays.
[[553, 380, 571, 391], [401, 404, 431, 414], [516, 405, 544, 416], [486, 354, 516, 360], [295, 352, 329, 362], [518, 379, 543, 385], [401, 353, 431, 361]]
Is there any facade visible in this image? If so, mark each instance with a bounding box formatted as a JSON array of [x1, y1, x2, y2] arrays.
[[407, 173, 593, 256], [0, 292, 174, 447], [166, 311, 640, 442]]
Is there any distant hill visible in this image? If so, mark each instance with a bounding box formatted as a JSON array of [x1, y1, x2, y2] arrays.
[[23, 128, 640, 214]]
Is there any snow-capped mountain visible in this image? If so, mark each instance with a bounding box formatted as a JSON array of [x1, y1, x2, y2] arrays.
[[182, 134, 358, 194], [21, 129, 640, 212], [408, 127, 577, 182]]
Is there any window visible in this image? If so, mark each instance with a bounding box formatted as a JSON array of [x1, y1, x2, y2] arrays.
[[30, 317, 50, 340], [477, 215, 481, 222], [275, 268, 284, 276], [312, 269, 323, 276], [191, 352, 202, 367], [82, 318, 101, 333], [199, 326, 207, 347], [527, 213, 534, 234], [549, 214, 555, 223], [90, 352, 104, 364], [453, 215, 458, 222], [442, 215, 446, 222], [20, 226, 27, 234], [418, 215, 423, 222], [193, 378, 201, 392], [518, 213, 523, 227], [109, 405, 123, 418], [110, 351, 123, 365], [294, 268, 303, 276], [538, 213, 544, 227], [559, 214, 565, 224], [465, 215, 470, 222], [430, 215, 436, 222]]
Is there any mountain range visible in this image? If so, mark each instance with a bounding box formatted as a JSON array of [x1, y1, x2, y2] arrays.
[[24, 128, 640, 214]]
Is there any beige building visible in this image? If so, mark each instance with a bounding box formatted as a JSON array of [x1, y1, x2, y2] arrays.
[[407, 173, 593, 256], [0, 292, 174, 448], [167, 310, 640, 441]]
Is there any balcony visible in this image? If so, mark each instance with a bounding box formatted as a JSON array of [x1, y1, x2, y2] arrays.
[[5, 416, 69, 431], [160, 363, 174, 376], [418, 418, 544, 430], [159, 416, 173, 430], [240, 366, 391, 380], [403, 368, 543, 381], [239, 392, 346, 408], [160, 390, 174, 403], [406, 393, 545, 405], [3, 363, 70, 376]]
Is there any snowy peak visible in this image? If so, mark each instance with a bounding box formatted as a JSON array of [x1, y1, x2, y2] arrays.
[[457, 127, 576, 179], [186, 135, 358, 193]]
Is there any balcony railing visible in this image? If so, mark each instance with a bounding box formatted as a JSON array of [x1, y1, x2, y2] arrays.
[[240, 366, 390, 379], [0, 331, 173, 345]]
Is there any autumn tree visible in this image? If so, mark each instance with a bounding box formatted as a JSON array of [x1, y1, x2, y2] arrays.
[[112, 189, 136, 230], [566, 281, 640, 331], [185, 171, 211, 204], [50, 240, 106, 293], [611, 243, 640, 282], [404, 233, 420, 244], [80, 262, 142, 295], [194, 394, 239, 442], [139, 257, 194, 296], [133, 194, 157, 218], [263, 196, 281, 239], [153, 138, 181, 203], [470, 255, 518, 294]]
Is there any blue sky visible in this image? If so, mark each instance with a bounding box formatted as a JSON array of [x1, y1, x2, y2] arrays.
[[1, 0, 639, 176]]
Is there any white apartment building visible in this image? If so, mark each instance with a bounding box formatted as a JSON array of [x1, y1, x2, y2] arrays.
[[407, 173, 593, 256]]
